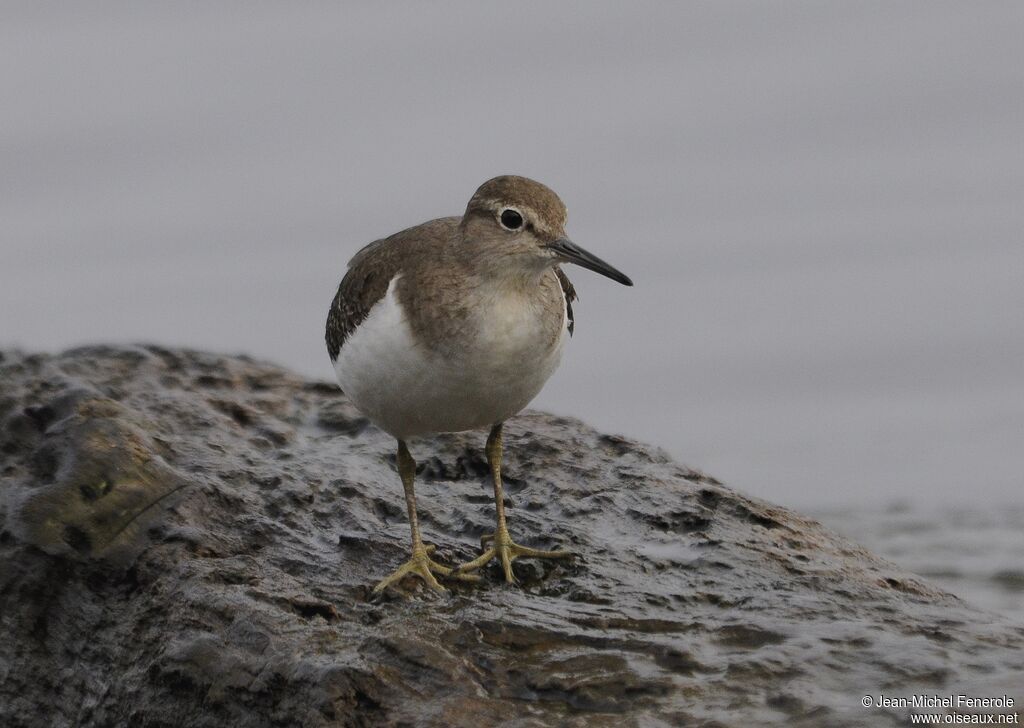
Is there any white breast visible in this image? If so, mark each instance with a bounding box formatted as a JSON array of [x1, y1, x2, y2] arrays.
[[334, 276, 568, 439]]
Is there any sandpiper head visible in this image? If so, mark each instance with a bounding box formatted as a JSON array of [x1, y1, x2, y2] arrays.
[[461, 175, 633, 286]]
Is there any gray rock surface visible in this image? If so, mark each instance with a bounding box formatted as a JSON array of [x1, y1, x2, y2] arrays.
[[1, 346, 1021, 727]]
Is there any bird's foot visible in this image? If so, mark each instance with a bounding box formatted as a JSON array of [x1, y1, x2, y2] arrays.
[[453, 527, 573, 584], [372, 543, 480, 594]]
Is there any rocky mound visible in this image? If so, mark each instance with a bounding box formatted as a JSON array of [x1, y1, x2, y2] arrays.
[[1, 346, 1021, 727]]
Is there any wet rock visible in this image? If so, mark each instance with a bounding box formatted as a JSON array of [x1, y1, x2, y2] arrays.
[[0, 345, 1021, 728]]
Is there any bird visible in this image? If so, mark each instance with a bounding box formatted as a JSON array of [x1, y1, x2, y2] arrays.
[[325, 175, 632, 593]]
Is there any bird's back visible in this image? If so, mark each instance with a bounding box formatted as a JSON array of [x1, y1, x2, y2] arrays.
[[325, 217, 459, 362]]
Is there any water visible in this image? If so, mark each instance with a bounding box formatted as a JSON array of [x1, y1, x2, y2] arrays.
[[814, 504, 1024, 624], [1, 4, 1021, 622]]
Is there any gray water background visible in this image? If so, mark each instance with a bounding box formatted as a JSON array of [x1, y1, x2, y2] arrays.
[[1, 3, 1021, 621]]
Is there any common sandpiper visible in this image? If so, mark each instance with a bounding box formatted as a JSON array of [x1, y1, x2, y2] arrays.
[[325, 175, 632, 593]]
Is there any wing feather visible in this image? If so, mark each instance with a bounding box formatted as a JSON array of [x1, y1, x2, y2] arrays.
[[554, 266, 577, 336]]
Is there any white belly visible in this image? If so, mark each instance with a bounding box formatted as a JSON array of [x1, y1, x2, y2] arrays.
[[333, 276, 568, 439]]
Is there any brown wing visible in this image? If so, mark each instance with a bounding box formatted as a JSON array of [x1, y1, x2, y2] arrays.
[[554, 266, 577, 336], [325, 218, 458, 361]]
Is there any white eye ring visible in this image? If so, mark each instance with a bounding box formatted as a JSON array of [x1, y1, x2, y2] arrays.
[[498, 207, 525, 231]]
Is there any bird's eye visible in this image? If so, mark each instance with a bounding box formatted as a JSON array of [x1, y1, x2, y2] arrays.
[[499, 209, 523, 231]]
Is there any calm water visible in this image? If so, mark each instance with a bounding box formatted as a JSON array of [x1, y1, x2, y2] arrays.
[[814, 505, 1024, 624], [1, 4, 1021, 621]]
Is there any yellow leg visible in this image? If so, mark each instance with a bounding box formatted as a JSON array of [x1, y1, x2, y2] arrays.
[[453, 424, 573, 584], [373, 440, 479, 594]]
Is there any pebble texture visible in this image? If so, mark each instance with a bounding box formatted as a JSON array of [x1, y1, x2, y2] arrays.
[[0, 346, 1021, 727]]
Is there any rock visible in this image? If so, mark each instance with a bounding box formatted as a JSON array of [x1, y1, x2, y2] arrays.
[[0, 345, 1021, 727]]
